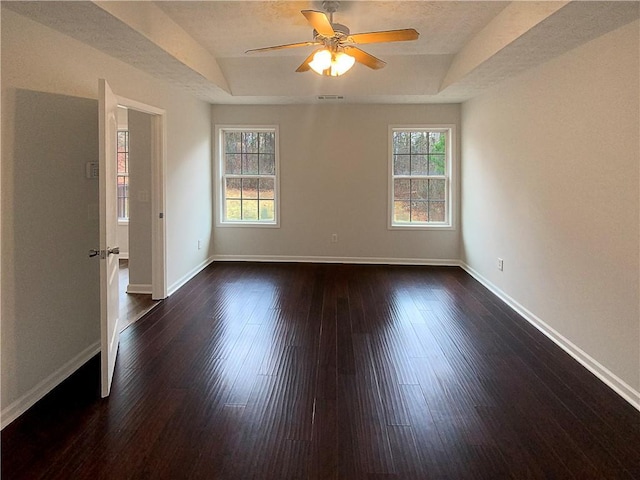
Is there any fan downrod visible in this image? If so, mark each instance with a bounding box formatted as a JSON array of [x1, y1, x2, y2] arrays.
[[322, 1, 340, 14], [322, 1, 340, 22]]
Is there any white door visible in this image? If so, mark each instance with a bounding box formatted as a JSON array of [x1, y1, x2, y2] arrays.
[[98, 79, 121, 397]]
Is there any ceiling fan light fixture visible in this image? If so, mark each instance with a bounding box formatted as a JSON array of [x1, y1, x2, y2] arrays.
[[332, 51, 355, 76], [309, 49, 332, 74], [309, 48, 355, 77]]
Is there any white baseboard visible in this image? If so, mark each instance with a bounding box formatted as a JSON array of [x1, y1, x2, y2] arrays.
[[1, 341, 101, 429], [460, 262, 640, 412], [126, 283, 152, 294], [212, 254, 461, 266], [167, 255, 215, 296]]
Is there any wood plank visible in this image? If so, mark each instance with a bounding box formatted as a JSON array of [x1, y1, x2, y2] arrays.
[[3, 263, 639, 480]]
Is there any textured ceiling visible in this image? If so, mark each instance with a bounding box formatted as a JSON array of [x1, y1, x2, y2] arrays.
[[4, 1, 639, 104], [156, 1, 509, 57]]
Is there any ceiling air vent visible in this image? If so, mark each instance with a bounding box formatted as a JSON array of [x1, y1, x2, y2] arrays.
[[317, 95, 344, 100]]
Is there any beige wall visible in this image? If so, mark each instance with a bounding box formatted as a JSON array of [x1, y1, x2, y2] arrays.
[[461, 21, 640, 403], [1, 8, 213, 422], [1, 89, 101, 422], [212, 104, 461, 263]]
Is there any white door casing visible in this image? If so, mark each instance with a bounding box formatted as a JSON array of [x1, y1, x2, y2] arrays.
[[116, 96, 167, 301]]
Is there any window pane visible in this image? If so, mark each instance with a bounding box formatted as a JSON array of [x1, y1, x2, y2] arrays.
[[429, 201, 445, 222], [221, 128, 278, 225], [394, 179, 410, 200], [117, 175, 129, 219], [259, 132, 275, 153], [393, 131, 410, 154], [242, 200, 259, 220], [394, 201, 410, 222], [242, 178, 258, 199], [393, 155, 410, 175], [117, 131, 128, 152], [225, 178, 242, 198], [429, 154, 445, 175], [226, 200, 241, 220], [428, 179, 446, 200], [412, 201, 428, 222], [410, 131, 428, 153], [410, 155, 428, 175], [225, 154, 242, 174], [411, 179, 428, 200], [242, 132, 259, 153], [225, 132, 241, 153], [390, 128, 450, 227], [242, 154, 259, 174], [259, 178, 275, 199], [429, 132, 446, 153], [259, 200, 275, 221], [117, 152, 127, 174], [259, 154, 275, 175]]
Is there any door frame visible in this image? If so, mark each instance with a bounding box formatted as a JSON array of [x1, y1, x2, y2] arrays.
[[117, 96, 167, 300]]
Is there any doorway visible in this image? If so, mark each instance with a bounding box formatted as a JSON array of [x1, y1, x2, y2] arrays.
[[115, 106, 163, 330], [116, 97, 168, 328]]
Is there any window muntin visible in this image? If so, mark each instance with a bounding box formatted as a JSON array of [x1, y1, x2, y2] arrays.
[[117, 130, 129, 220], [219, 127, 279, 225], [390, 127, 452, 228]]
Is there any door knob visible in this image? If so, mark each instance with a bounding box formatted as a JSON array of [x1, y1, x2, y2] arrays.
[[89, 247, 120, 258]]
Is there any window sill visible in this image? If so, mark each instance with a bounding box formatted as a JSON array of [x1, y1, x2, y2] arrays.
[[389, 223, 455, 231], [218, 221, 280, 228], [118, 219, 129, 226]]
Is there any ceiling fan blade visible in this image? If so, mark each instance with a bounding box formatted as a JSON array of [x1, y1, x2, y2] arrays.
[[349, 28, 419, 45], [295, 50, 319, 72], [301, 10, 335, 37], [245, 41, 319, 54], [344, 46, 386, 70]]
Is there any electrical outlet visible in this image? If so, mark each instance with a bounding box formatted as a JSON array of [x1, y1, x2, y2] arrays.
[[198, 239, 202, 250], [331, 233, 338, 243], [497, 258, 504, 271]]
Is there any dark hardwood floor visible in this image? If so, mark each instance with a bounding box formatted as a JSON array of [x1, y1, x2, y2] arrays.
[[3, 263, 639, 479], [119, 259, 159, 330]]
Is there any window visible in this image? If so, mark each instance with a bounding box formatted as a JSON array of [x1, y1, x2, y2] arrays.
[[117, 130, 129, 220], [389, 126, 454, 228], [218, 126, 279, 226]]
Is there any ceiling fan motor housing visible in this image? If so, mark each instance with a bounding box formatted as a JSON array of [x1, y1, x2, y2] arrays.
[[314, 23, 350, 43]]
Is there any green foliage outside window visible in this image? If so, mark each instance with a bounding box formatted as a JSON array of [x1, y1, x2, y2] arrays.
[[222, 129, 277, 223], [392, 129, 448, 225]]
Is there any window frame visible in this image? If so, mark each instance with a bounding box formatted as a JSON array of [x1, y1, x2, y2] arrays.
[[388, 125, 456, 230], [216, 125, 280, 227], [117, 129, 130, 224]]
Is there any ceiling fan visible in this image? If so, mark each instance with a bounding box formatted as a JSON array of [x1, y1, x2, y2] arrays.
[[245, 1, 419, 77]]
